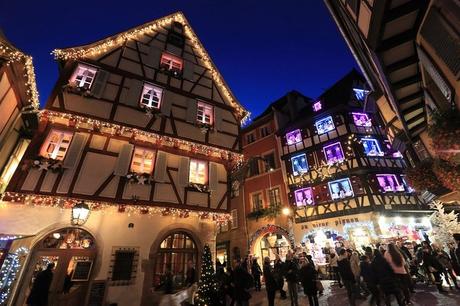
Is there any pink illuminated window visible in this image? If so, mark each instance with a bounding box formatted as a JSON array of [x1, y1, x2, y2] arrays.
[[294, 187, 314, 206], [323, 142, 345, 164], [313, 101, 322, 112], [197, 102, 213, 125], [130, 147, 155, 174], [160, 52, 183, 74], [376, 174, 404, 192], [189, 159, 208, 185], [140, 83, 163, 109], [70, 64, 97, 89], [286, 129, 302, 145], [352, 112, 372, 127], [40, 129, 74, 160]]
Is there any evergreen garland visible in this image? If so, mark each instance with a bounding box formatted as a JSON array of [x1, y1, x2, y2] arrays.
[[194, 244, 218, 306]]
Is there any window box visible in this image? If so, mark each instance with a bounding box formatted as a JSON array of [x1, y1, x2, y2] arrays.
[[323, 142, 345, 164], [315, 116, 335, 135], [376, 174, 405, 193], [247, 206, 280, 220], [160, 52, 183, 76], [286, 129, 302, 145], [291, 153, 309, 176], [126, 147, 156, 185], [328, 178, 354, 200], [140, 83, 163, 110], [294, 187, 314, 206]]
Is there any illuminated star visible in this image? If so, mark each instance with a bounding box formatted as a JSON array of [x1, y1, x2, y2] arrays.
[[137, 176, 147, 185], [38, 161, 50, 171]]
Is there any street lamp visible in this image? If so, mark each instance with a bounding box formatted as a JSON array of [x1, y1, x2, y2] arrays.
[[282, 207, 292, 216], [71, 201, 90, 226]]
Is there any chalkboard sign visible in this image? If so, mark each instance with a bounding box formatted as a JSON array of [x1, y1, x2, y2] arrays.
[[71, 260, 93, 281], [86, 280, 107, 306]]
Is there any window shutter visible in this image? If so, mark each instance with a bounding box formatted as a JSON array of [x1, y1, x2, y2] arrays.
[[185, 99, 197, 123], [145, 46, 162, 69], [153, 151, 167, 182], [90, 70, 110, 98], [62, 133, 88, 169], [122, 79, 143, 108], [214, 107, 222, 131], [231, 209, 238, 229], [209, 162, 219, 191], [178, 157, 190, 187], [114, 143, 134, 176], [182, 61, 195, 81], [160, 90, 173, 116]]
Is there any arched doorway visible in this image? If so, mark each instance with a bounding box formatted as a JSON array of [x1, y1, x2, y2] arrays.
[[153, 231, 198, 289], [17, 227, 97, 306], [249, 225, 294, 263]]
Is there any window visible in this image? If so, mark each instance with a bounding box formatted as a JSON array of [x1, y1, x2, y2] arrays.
[[140, 83, 163, 109], [352, 88, 369, 101], [189, 159, 208, 185], [413, 140, 430, 161], [286, 129, 302, 145], [196, 102, 213, 126], [315, 116, 335, 135], [294, 187, 314, 206], [361, 138, 384, 157], [313, 101, 322, 112], [323, 142, 345, 164], [352, 112, 372, 127], [251, 193, 263, 211], [268, 188, 282, 207], [263, 153, 276, 171], [376, 174, 405, 192], [291, 153, 308, 176], [260, 125, 271, 137], [40, 130, 73, 160], [231, 209, 238, 229], [112, 250, 136, 281], [130, 147, 155, 174], [246, 133, 255, 144], [70, 64, 97, 89], [0, 138, 30, 193], [328, 178, 354, 200], [248, 159, 259, 177], [160, 52, 183, 75]]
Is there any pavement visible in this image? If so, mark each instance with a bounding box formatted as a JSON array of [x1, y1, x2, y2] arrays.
[[249, 281, 460, 306]]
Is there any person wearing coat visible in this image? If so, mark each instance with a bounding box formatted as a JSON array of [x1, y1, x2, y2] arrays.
[[26, 263, 55, 306], [251, 258, 262, 291], [263, 257, 277, 306], [433, 243, 459, 289], [231, 259, 252, 306], [284, 252, 299, 306], [448, 241, 460, 276], [299, 260, 319, 306], [360, 255, 380, 306], [422, 243, 447, 293], [274, 255, 287, 299], [372, 249, 404, 306], [337, 249, 356, 306]]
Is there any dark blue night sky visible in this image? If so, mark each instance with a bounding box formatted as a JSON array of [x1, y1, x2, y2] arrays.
[[1, 0, 358, 119]]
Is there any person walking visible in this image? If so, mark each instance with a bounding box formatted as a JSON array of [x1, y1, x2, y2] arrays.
[[285, 252, 299, 306], [274, 255, 287, 299], [433, 243, 459, 289], [448, 241, 460, 277], [360, 255, 380, 306], [231, 259, 252, 306], [337, 248, 357, 306], [372, 249, 404, 306], [251, 258, 262, 291], [263, 257, 277, 306], [329, 251, 342, 287], [26, 263, 55, 306], [384, 243, 412, 304], [421, 242, 447, 293], [299, 259, 319, 306]]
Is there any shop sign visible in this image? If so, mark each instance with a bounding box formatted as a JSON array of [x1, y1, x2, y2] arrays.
[[335, 217, 359, 226]]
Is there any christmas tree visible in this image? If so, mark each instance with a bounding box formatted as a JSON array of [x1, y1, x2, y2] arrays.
[[430, 200, 460, 248], [194, 244, 219, 306]]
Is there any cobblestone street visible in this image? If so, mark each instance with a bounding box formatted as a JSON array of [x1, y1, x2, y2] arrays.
[[250, 281, 460, 306]]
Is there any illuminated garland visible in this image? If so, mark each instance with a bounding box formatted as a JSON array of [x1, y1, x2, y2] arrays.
[[1, 192, 230, 224], [0, 247, 29, 304], [0, 43, 40, 110], [40, 110, 244, 164], [51, 12, 249, 124]]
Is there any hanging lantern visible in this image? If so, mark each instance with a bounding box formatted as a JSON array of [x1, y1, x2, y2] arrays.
[[71, 201, 90, 225]]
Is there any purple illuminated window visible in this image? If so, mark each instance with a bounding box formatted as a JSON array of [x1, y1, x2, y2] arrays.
[[294, 187, 314, 206], [323, 142, 344, 164], [328, 178, 354, 200], [313, 101, 322, 112], [361, 138, 383, 156], [286, 129, 302, 145], [315, 116, 335, 135], [352, 112, 372, 127], [376, 174, 404, 192]]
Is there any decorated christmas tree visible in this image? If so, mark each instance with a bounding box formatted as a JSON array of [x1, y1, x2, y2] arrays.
[[430, 200, 460, 248], [194, 244, 219, 306]]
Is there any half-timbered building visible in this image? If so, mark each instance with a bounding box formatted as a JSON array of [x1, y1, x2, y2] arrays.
[[0, 12, 247, 306], [280, 70, 429, 254]]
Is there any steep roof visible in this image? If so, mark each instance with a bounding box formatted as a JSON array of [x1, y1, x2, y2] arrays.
[[318, 68, 365, 105], [52, 11, 249, 123]]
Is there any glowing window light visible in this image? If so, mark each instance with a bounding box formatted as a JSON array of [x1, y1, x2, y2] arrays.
[[313, 101, 322, 112], [323, 142, 344, 164], [351, 112, 372, 127], [376, 174, 405, 193], [286, 129, 302, 145], [315, 116, 335, 135], [328, 178, 354, 200], [291, 153, 308, 176], [361, 138, 384, 157], [294, 187, 314, 206]]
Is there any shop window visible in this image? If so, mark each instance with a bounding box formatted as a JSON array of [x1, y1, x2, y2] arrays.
[[268, 187, 282, 207], [263, 153, 276, 171], [291, 153, 308, 176], [376, 174, 405, 193], [189, 159, 208, 185], [352, 88, 369, 101], [323, 142, 344, 164], [160, 52, 183, 75], [246, 133, 255, 144], [294, 187, 314, 206], [69, 64, 97, 89], [286, 129, 302, 145], [40, 129, 74, 160], [328, 178, 354, 200], [130, 147, 155, 174], [251, 193, 263, 211], [140, 83, 163, 109], [196, 102, 213, 126], [361, 138, 384, 157], [260, 125, 271, 138], [231, 209, 238, 229], [315, 116, 335, 135], [351, 112, 372, 127]]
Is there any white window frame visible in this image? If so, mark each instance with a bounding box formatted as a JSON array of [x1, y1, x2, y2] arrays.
[[189, 159, 208, 185], [140, 83, 163, 109], [196, 101, 213, 126], [130, 147, 156, 174], [40, 129, 74, 160], [291, 153, 309, 176], [70, 64, 97, 89], [267, 186, 282, 208], [160, 52, 183, 72]]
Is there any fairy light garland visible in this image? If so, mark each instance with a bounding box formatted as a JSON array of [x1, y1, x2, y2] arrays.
[[0, 247, 29, 304], [51, 12, 249, 124], [1, 192, 231, 224], [0, 43, 40, 110]]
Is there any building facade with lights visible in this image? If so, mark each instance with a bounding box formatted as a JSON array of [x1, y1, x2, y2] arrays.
[[280, 70, 429, 259], [0, 12, 247, 306]]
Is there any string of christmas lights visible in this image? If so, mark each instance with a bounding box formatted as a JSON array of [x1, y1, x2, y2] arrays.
[[0, 247, 29, 304], [51, 12, 249, 124]]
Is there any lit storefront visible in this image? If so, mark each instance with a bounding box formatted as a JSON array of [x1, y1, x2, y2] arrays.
[[378, 214, 433, 242]]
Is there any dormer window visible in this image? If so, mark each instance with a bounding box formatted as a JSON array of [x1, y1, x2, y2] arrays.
[[140, 83, 163, 109], [130, 147, 155, 174], [70, 64, 97, 89], [40, 129, 73, 160], [197, 102, 213, 126], [160, 52, 183, 75]]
